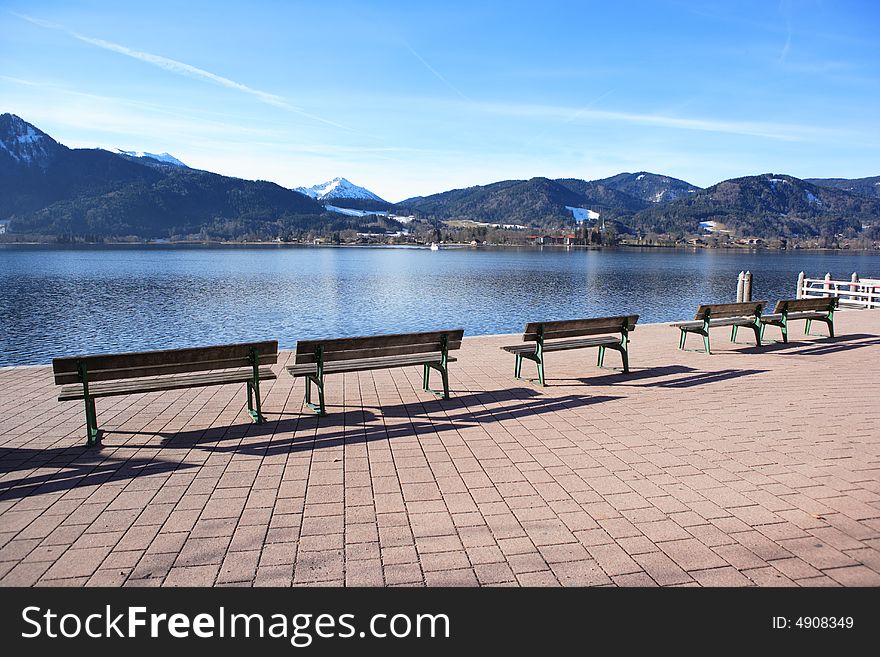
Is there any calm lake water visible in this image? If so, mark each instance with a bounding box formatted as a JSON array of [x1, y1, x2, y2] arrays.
[[1, 244, 877, 365]]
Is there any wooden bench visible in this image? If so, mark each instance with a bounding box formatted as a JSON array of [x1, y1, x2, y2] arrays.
[[761, 296, 838, 343], [500, 315, 638, 386], [287, 329, 464, 416], [672, 301, 767, 354], [53, 341, 278, 446]]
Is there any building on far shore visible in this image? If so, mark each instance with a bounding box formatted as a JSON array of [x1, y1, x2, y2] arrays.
[[528, 234, 577, 246]]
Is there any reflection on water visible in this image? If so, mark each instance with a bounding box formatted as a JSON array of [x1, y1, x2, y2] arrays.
[[0, 244, 876, 365]]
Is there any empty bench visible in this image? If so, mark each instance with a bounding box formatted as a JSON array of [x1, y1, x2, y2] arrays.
[[761, 296, 838, 343], [287, 330, 464, 416], [53, 341, 278, 446], [672, 301, 767, 354], [500, 315, 638, 386]]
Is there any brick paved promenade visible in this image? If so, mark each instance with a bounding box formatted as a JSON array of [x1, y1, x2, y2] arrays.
[[1, 310, 878, 587]]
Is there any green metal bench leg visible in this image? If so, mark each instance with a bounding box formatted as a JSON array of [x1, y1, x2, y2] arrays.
[[245, 347, 266, 423], [423, 363, 430, 391], [305, 375, 326, 416], [253, 380, 264, 423], [679, 330, 687, 350], [752, 324, 761, 347], [731, 325, 738, 342], [514, 354, 523, 378], [812, 318, 833, 338], [537, 359, 545, 386], [246, 380, 265, 424], [702, 333, 710, 355], [83, 395, 99, 447], [805, 318, 812, 335], [424, 362, 451, 399], [598, 344, 629, 373]]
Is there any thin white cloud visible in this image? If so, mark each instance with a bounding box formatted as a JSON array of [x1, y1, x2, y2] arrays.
[[778, 0, 793, 63], [464, 99, 828, 141], [13, 12, 347, 129], [403, 41, 471, 101], [780, 28, 792, 63]]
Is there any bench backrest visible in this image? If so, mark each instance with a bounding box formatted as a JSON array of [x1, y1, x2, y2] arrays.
[[522, 315, 639, 342], [772, 296, 837, 314], [294, 330, 464, 364], [693, 301, 767, 321], [53, 341, 278, 385]]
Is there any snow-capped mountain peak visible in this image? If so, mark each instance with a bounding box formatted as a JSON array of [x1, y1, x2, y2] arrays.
[[295, 177, 386, 202], [115, 149, 187, 167], [0, 113, 61, 167]]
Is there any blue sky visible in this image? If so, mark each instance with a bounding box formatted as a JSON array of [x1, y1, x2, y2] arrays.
[[2, 0, 878, 201]]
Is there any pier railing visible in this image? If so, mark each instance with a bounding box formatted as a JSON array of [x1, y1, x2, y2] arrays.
[[796, 272, 880, 309]]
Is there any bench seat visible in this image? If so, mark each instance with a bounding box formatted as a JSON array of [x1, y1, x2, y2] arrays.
[[761, 310, 827, 323], [674, 301, 767, 353], [501, 335, 621, 354], [288, 330, 464, 416], [58, 366, 277, 401], [760, 297, 837, 342], [53, 340, 279, 446], [500, 315, 638, 385], [288, 354, 456, 377]]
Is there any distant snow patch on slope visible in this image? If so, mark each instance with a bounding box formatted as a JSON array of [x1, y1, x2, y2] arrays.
[[566, 206, 600, 223], [116, 149, 187, 167], [324, 205, 387, 217]]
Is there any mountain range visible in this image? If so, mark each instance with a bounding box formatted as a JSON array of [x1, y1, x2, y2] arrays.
[[392, 172, 880, 239], [804, 175, 880, 199], [0, 114, 401, 240], [1, 113, 878, 241]]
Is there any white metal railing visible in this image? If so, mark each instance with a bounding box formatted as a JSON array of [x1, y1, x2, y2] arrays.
[[796, 272, 880, 309]]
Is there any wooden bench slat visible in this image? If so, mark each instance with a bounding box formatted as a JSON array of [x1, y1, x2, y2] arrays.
[[542, 336, 622, 351], [673, 316, 759, 329], [771, 297, 837, 313], [693, 302, 767, 320], [53, 355, 280, 385], [58, 366, 277, 401], [294, 330, 464, 362], [502, 335, 621, 353], [295, 341, 462, 364], [522, 315, 638, 341], [53, 341, 278, 384], [763, 310, 828, 323], [288, 353, 457, 376], [525, 327, 624, 341]]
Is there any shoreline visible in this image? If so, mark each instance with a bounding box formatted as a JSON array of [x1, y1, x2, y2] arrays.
[[3, 308, 875, 369], [1, 241, 878, 253]]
